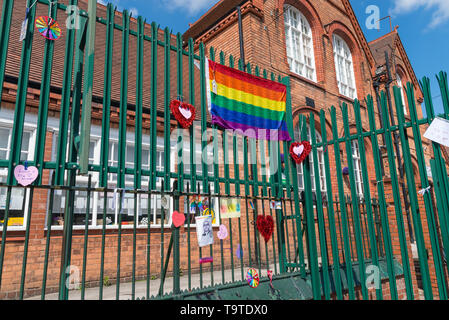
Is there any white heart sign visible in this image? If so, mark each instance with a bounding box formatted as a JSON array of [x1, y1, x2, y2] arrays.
[[179, 107, 192, 120], [14, 165, 39, 186], [293, 145, 304, 156]]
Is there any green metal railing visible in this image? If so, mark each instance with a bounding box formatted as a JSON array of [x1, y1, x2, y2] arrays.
[[0, 0, 448, 300]]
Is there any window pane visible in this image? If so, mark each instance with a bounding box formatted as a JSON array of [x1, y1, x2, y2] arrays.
[[20, 132, 31, 161], [126, 145, 135, 169], [0, 128, 10, 158], [142, 149, 150, 170], [333, 34, 356, 99], [89, 141, 96, 164], [284, 6, 316, 81]]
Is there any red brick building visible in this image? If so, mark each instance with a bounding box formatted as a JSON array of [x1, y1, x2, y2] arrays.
[[183, 0, 442, 299], [0, 0, 445, 300]]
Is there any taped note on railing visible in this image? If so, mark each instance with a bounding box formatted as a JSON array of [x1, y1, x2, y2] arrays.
[[196, 215, 214, 247], [423, 117, 449, 147]]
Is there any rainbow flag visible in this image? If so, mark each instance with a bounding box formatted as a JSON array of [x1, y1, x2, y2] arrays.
[[206, 59, 291, 141]]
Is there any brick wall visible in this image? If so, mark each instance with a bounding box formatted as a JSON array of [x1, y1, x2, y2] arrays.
[[0, 0, 445, 300]]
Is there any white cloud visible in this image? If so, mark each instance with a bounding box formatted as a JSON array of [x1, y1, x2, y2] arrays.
[[129, 7, 139, 17], [391, 0, 449, 28], [97, 0, 138, 17], [162, 0, 219, 16]]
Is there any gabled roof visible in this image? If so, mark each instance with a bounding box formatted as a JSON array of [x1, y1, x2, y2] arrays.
[[183, 0, 376, 70], [369, 27, 423, 97], [2, 0, 205, 121], [340, 0, 376, 70], [183, 0, 246, 42], [182, 0, 263, 45]]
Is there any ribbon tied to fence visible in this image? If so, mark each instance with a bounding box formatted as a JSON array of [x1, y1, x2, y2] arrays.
[[418, 186, 432, 196]]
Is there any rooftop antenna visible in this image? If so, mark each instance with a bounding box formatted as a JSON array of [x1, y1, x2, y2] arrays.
[[377, 16, 392, 32]]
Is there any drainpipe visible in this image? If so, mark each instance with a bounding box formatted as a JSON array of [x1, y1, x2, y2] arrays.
[[373, 82, 386, 176], [237, 5, 260, 265], [237, 5, 246, 71], [383, 51, 414, 243]]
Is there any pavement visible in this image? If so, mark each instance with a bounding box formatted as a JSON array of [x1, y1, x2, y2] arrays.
[[27, 263, 280, 300]]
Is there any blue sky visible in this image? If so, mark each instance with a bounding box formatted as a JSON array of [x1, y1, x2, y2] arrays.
[[98, 0, 449, 115]]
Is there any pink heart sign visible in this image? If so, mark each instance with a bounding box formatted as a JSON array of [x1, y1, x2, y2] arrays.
[[217, 224, 228, 240], [289, 141, 312, 165], [293, 145, 304, 157], [179, 107, 192, 120], [14, 165, 39, 186], [172, 211, 185, 228]]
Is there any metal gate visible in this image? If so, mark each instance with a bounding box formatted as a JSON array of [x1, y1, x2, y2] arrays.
[[0, 0, 448, 300]]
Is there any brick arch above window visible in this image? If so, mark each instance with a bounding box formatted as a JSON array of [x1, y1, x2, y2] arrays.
[[395, 64, 409, 83], [395, 64, 409, 116], [280, 0, 326, 84], [327, 21, 366, 101], [291, 107, 332, 143]]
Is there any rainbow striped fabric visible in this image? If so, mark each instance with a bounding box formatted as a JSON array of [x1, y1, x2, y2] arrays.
[[206, 59, 291, 141]]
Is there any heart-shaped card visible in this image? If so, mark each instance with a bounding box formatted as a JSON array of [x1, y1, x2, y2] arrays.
[[289, 141, 312, 164], [256, 215, 274, 243], [217, 224, 228, 240], [170, 100, 196, 129], [14, 165, 39, 186], [172, 211, 185, 228]]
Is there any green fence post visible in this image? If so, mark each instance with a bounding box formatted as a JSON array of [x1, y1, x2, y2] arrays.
[[393, 86, 436, 299], [79, 0, 97, 174], [282, 76, 305, 276], [426, 74, 449, 264], [56, 0, 80, 186], [135, 16, 144, 190], [6, 0, 36, 186], [34, 0, 58, 183], [150, 22, 158, 190], [379, 91, 414, 300], [300, 115, 321, 299], [319, 109, 343, 299], [330, 106, 356, 300], [116, 9, 130, 300], [309, 113, 331, 300], [58, 4, 87, 301], [353, 100, 383, 300], [341, 103, 368, 300], [163, 27, 171, 192], [99, 4, 114, 188], [365, 95, 398, 299]]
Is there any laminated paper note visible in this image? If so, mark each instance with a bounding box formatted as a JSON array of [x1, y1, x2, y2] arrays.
[[220, 198, 241, 219], [196, 215, 214, 247], [423, 117, 449, 148]]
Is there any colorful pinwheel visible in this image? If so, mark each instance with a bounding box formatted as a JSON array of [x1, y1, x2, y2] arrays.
[[35, 16, 61, 40], [246, 268, 259, 288]]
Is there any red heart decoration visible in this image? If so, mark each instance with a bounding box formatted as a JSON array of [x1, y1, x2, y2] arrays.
[[256, 215, 274, 243], [289, 141, 312, 164], [170, 100, 196, 129], [172, 211, 185, 228]]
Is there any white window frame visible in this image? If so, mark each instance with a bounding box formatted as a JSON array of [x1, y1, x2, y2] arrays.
[[351, 140, 364, 199], [181, 140, 220, 227], [0, 119, 36, 231], [396, 73, 407, 116], [333, 34, 357, 100], [284, 5, 317, 82], [294, 124, 327, 194], [47, 128, 175, 230]]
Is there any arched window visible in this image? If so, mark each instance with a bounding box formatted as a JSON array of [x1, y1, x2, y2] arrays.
[[396, 73, 407, 116], [332, 34, 357, 99], [294, 123, 326, 194], [284, 6, 317, 81]]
